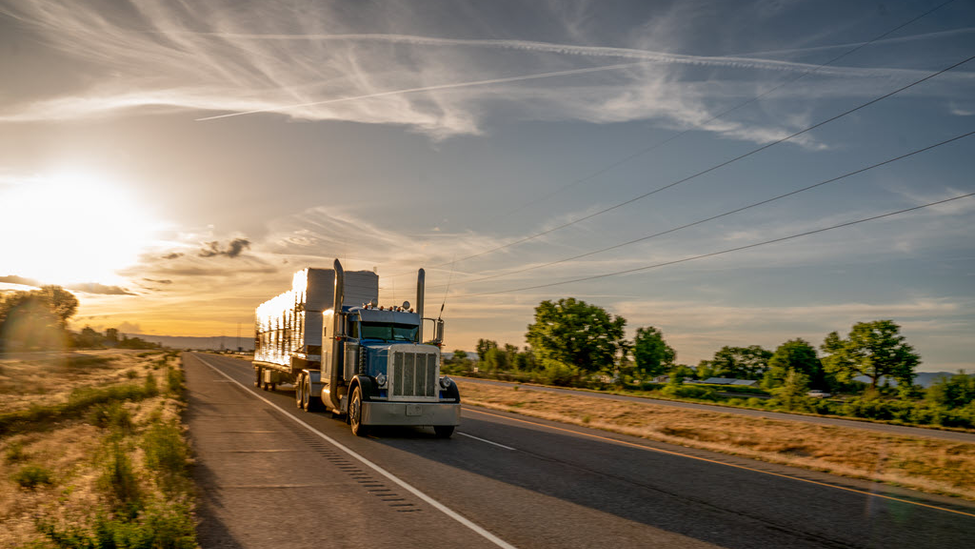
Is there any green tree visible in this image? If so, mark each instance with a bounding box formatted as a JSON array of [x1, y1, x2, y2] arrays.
[[483, 347, 508, 372], [700, 345, 772, 379], [525, 298, 626, 373], [927, 371, 975, 409], [763, 339, 826, 389], [632, 326, 676, 378], [0, 286, 79, 351], [475, 339, 497, 362], [777, 368, 810, 410], [821, 320, 920, 390], [75, 326, 105, 348]]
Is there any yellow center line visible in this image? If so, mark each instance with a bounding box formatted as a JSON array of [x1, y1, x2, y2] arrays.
[[464, 406, 975, 519]]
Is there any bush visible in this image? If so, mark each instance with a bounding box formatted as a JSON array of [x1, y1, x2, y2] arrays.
[[142, 420, 189, 494], [538, 360, 580, 387], [100, 441, 141, 517], [88, 401, 133, 432], [165, 367, 184, 395], [746, 397, 765, 408], [144, 372, 159, 397], [660, 384, 718, 401], [38, 502, 197, 549], [5, 441, 27, 463], [13, 464, 54, 489]]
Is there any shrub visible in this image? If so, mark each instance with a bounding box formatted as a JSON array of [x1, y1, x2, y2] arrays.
[[144, 372, 158, 397], [100, 441, 141, 517], [88, 401, 133, 433], [660, 384, 718, 401], [165, 367, 184, 394], [38, 503, 197, 549], [66, 355, 114, 369], [141, 421, 188, 494], [5, 441, 27, 463], [13, 464, 54, 489], [538, 360, 580, 387]]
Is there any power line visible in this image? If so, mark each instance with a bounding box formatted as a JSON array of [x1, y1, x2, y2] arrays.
[[454, 192, 975, 297], [405, 52, 975, 276], [429, 128, 975, 290], [488, 0, 957, 223]]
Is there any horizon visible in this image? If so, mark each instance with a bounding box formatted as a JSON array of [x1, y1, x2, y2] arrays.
[[2, 0, 973, 372]]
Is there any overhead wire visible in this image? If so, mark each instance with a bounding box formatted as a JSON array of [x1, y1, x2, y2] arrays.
[[453, 192, 975, 297], [487, 0, 957, 223], [384, 1, 961, 278], [427, 128, 975, 290], [398, 51, 975, 280]]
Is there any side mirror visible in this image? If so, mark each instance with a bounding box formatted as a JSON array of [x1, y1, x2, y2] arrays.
[[423, 318, 445, 346], [434, 319, 445, 344]]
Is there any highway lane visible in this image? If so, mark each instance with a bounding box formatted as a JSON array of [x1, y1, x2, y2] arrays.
[[458, 376, 975, 443], [185, 353, 975, 548]]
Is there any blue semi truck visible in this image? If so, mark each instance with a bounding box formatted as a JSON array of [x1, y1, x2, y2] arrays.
[[253, 259, 460, 437]]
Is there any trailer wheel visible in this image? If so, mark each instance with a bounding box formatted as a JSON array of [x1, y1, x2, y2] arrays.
[[349, 386, 367, 437], [255, 367, 262, 388], [295, 375, 304, 408], [434, 426, 454, 439]]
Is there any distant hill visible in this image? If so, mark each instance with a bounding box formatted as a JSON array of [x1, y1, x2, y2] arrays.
[[852, 371, 956, 388], [132, 334, 254, 351]]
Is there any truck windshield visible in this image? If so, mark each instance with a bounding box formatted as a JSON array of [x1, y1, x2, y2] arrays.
[[360, 322, 418, 342]]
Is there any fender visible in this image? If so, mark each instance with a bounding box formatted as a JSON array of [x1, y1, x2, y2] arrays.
[[350, 375, 378, 400], [442, 378, 461, 403]]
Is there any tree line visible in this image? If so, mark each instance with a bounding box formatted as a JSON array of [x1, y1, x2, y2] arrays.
[[442, 297, 974, 428], [0, 286, 159, 351]]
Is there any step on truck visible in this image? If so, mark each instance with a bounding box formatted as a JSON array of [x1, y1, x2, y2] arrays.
[[252, 259, 461, 437]]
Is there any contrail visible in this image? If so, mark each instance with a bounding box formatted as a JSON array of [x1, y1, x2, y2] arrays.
[[183, 31, 904, 76], [195, 61, 648, 121]]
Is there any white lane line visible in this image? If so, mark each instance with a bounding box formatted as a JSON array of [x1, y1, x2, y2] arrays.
[[194, 355, 518, 549], [457, 432, 516, 451]]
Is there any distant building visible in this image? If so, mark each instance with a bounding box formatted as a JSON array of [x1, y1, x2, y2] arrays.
[[698, 377, 760, 387]]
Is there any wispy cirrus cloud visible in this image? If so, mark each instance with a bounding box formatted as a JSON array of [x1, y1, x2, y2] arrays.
[[3, 0, 966, 143]]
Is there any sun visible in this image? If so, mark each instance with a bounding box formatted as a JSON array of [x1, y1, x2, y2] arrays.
[[0, 171, 162, 286]]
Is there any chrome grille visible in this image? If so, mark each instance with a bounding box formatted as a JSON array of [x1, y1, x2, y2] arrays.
[[391, 349, 438, 398]]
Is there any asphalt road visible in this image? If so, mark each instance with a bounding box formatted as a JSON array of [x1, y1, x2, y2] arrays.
[[184, 353, 975, 549], [458, 376, 975, 443]]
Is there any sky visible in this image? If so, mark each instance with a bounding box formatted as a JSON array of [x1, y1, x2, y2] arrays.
[[1, 0, 973, 372]]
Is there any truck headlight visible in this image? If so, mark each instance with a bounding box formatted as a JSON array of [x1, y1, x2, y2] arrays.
[[376, 373, 387, 388], [439, 376, 452, 389]]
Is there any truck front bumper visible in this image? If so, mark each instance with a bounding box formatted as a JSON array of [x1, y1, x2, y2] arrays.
[[360, 401, 461, 427]]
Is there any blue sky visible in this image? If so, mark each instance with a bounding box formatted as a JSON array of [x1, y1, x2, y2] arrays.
[[1, 0, 973, 371]]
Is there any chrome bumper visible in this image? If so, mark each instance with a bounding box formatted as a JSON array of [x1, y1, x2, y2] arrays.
[[360, 401, 461, 426]]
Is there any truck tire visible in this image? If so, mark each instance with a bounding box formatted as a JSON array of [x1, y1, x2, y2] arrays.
[[295, 375, 304, 408], [349, 386, 367, 437], [255, 367, 262, 388], [434, 425, 454, 438], [301, 380, 321, 412]]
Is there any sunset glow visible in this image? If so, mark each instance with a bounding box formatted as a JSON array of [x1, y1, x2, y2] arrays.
[[0, 172, 161, 286]]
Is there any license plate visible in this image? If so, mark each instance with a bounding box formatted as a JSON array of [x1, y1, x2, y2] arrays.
[[406, 404, 423, 417]]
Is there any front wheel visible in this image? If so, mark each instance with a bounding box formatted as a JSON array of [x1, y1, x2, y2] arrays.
[[349, 387, 367, 437], [434, 425, 454, 438]]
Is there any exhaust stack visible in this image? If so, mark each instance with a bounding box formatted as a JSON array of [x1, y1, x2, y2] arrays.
[[329, 259, 345, 410], [416, 268, 425, 343]]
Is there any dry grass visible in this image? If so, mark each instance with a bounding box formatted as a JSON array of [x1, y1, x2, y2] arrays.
[[0, 349, 193, 548], [459, 381, 975, 500], [0, 349, 165, 413]]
